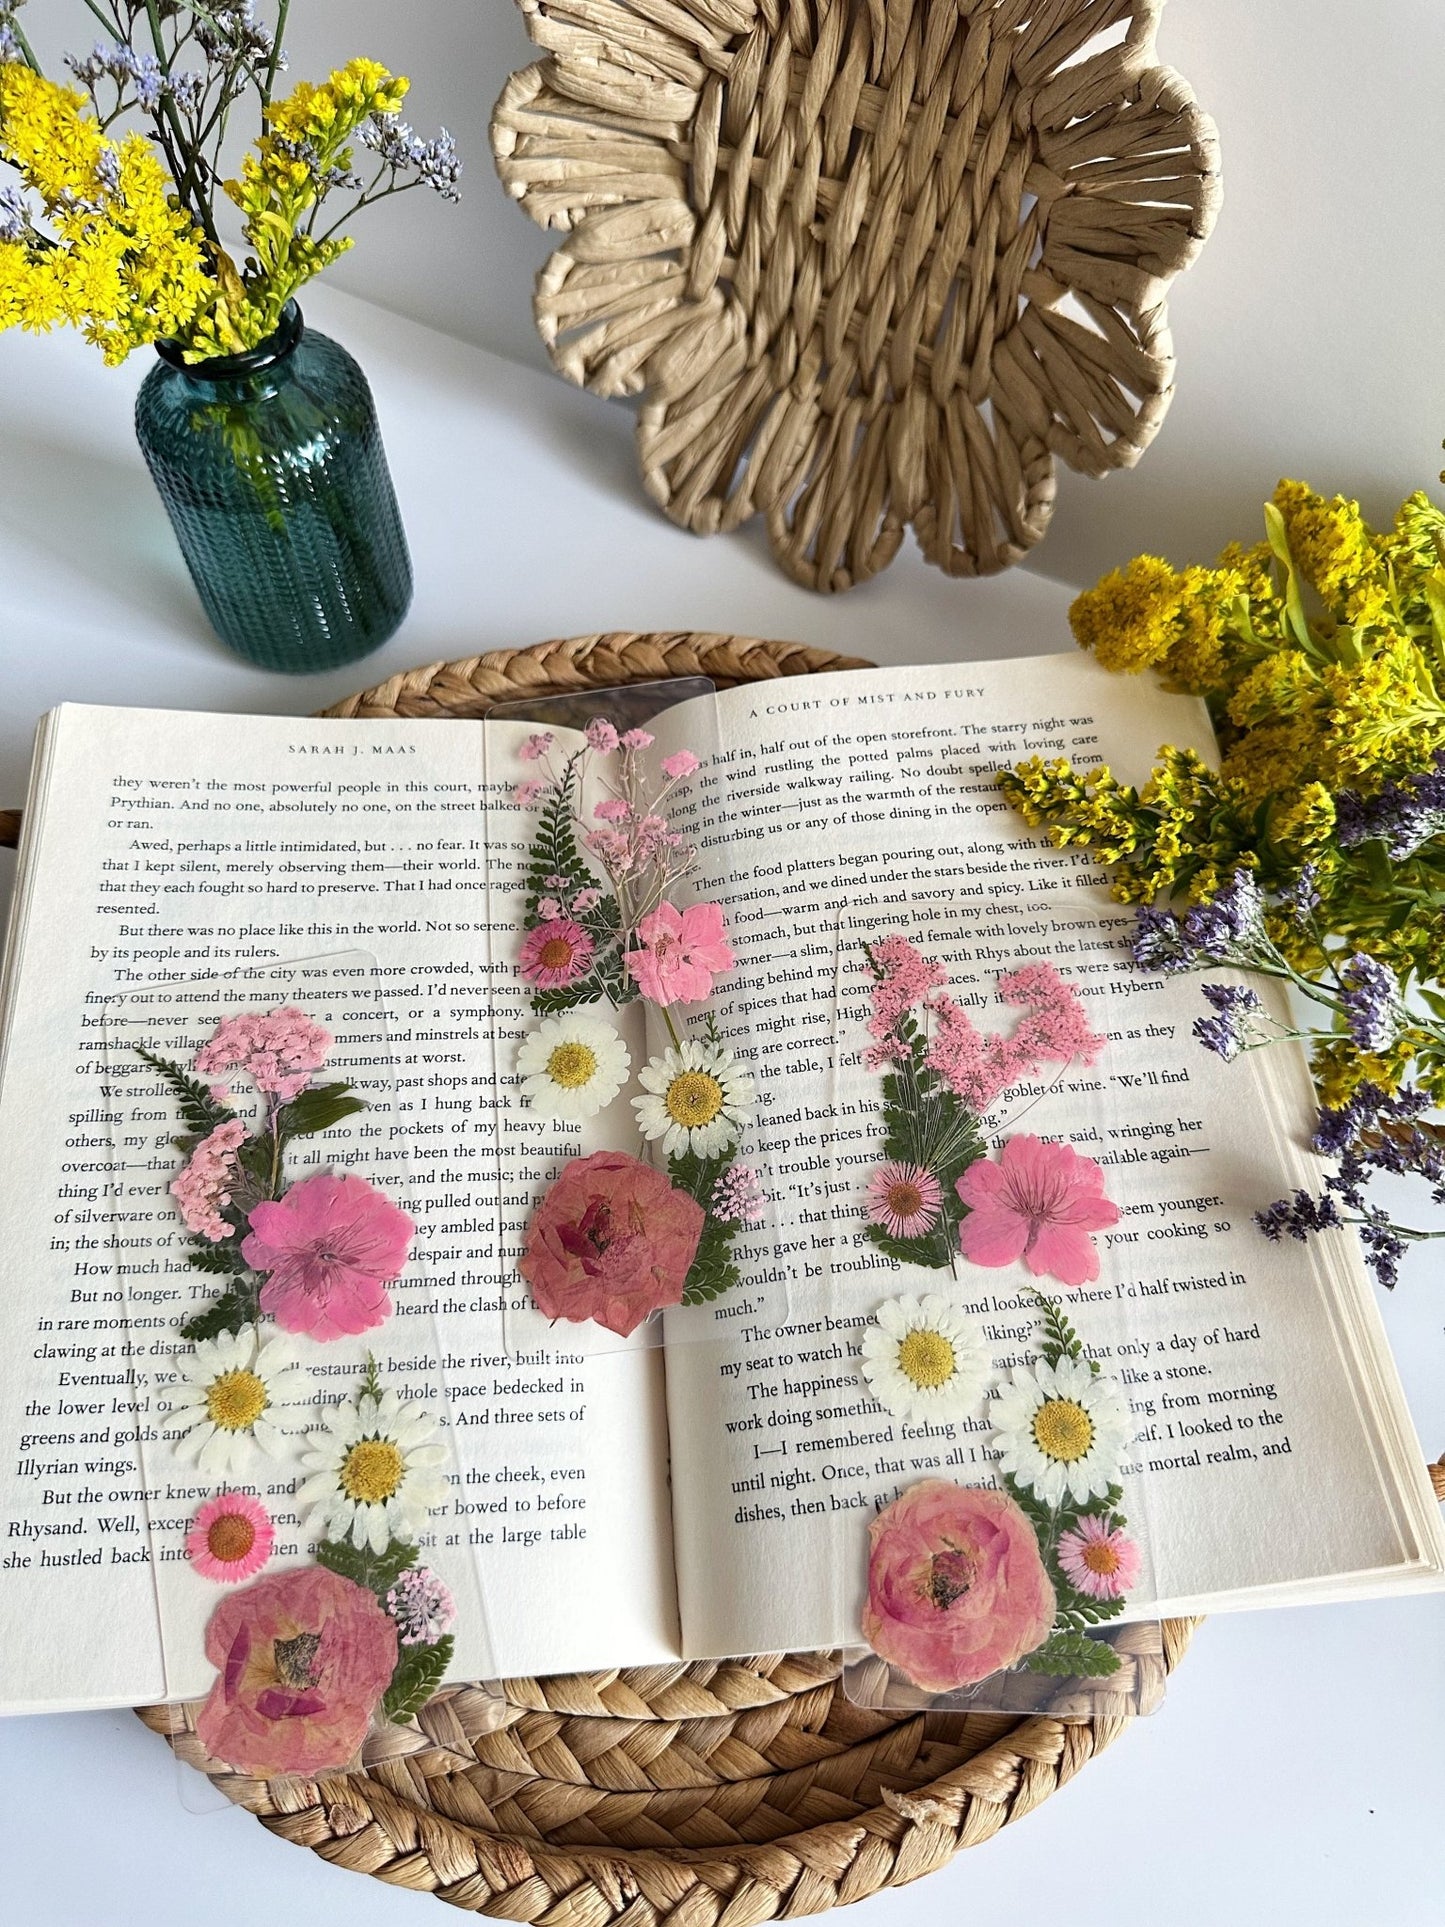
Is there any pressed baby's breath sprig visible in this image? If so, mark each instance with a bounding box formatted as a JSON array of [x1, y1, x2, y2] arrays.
[[1001, 475, 1445, 1287]]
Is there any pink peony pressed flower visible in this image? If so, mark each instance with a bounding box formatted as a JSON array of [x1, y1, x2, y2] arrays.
[[196, 1565, 398, 1778], [171, 1118, 247, 1242], [865, 1162, 943, 1239], [586, 718, 620, 753], [864, 1479, 1056, 1693], [661, 750, 700, 779], [1057, 1514, 1141, 1601], [956, 1135, 1120, 1287], [194, 1007, 331, 1104], [627, 901, 734, 1006], [186, 1491, 276, 1584], [519, 1150, 703, 1336], [243, 1172, 414, 1340], [519, 919, 595, 989]]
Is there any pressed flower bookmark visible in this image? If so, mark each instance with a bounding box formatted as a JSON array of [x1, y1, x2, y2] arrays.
[[845, 1294, 1164, 1720]]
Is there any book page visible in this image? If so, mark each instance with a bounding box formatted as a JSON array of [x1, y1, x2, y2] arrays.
[[0, 705, 677, 1714], [654, 661, 1444, 1658]]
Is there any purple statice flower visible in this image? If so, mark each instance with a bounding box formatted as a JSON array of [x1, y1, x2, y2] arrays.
[[713, 1163, 767, 1227], [1130, 906, 1194, 973], [1182, 869, 1266, 958], [1356, 1213, 1408, 1291], [1193, 983, 1265, 1061], [384, 1565, 456, 1647], [359, 114, 463, 201], [195, 1, 276, 67], [1337, 952, 1401, 1053], [1255, 1188, 1345, 1243], [66, 41, 163, 110], [167, 69, 206, 116], [1280, 863, 1321, 925], [1336, 752, 1445, 861], [94, 147, 121, 195], [0, 15, 20, 63], [0, 183, 28, 244]]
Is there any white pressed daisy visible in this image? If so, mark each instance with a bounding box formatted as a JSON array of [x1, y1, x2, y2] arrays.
[[632, 1039, 754, 1158], [860, 1294, 990, 1423], [988, 1354, 1131, 1507], [170, 1327, 305, 1477], [296, 1385, 449, 1554], [516, 1011, 631, 1120]]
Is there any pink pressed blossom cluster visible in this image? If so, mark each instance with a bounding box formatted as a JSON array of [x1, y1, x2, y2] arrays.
[[712, 1163, 767, 1227], [628, 901, 734, 1006], [170, 1118, 247, 1242], [864, 939, 1106, 1112], [195, 1006, 332, 1104], [384, 1565, 457, 1646]]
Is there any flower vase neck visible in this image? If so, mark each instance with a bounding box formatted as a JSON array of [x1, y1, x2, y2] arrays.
[[154, 302, 305, 382]]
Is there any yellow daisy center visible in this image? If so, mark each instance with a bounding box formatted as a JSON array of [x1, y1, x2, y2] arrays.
[[340, 1437, 405, 1505], [1081, 1539, 1121, 1577], [205, 1368, 268, 1432], [897, 1328, 956, 1390], [207, 1514, 257, 1563], [1032, 1397, 1094, 1463], [547, 1040, 598, 1089], [665, 1071, 724, 1127]]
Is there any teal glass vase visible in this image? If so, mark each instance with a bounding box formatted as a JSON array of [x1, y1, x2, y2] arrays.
[[135, 304, 412, 673]]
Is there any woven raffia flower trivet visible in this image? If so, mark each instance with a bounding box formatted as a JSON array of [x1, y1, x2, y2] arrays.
[[491, 3, 1221, 591], [83, 631, 1195, 1916]]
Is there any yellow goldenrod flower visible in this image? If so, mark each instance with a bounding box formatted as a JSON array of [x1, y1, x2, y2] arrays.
[[1069, 556, 1184, 673]]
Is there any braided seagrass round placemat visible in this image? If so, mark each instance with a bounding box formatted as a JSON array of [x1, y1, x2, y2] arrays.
[[30, 631, 1200, 1914]]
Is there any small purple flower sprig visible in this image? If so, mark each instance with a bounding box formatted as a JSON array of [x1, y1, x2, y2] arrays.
[[1132, 870, 1445, 1288]]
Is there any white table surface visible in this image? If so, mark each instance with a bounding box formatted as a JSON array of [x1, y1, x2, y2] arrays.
[[0, 287, 1441, 1927]]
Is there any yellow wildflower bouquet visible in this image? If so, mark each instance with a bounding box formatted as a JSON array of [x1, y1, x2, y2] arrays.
[[0, 1, 458, 365], [999, 478, 1445, 1288]]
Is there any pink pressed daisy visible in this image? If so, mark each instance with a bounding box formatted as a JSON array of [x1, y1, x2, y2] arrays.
[[1057, 1514, 1142, 1600], [865, 1163, 943, 1239], [519, 919, 595, 989], [186, 1491, 275, 1583]]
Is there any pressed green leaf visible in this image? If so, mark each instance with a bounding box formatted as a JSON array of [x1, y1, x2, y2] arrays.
[[178, 1285, 257, 1343], [315, 1537, 418, 1597], [185, 1242, 246, 1275], [382, 1635, 454, 1724], [136, 1047, 237, 1137], [276, 1080, 367, 1140], [1018, 1630, 1123, 1678]]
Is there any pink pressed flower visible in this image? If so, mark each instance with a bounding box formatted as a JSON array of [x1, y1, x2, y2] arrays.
[[572, 887, 602, 914], [196, 1566, 397, 1778], [627, 901, 734, 1005], [864, 1480, 1056, 1693], [586, 718, 620, 754], [195, 1007, 331, 1103], [864, 936, 949, 1068], [520, 1151, 703, 1336], [585, 827, 634, 872], [593, 797, 631, 822], [520, 732, 554, 762], [536, 895, 564, 921], [384, 1565, 457, 1646], [543, 873, 568, 890], [956, 1136, 1120, 1287], [519, 919, 595, 989], [186, 1491, 275, 1584], [1057, 1515, 1141, 1600], [924, 964, 1107, 1111], [661, 750, 700, 779], [171, 1118, 248, 1242], [208, 1084, 231, 1105], [713, 1163, 767, 1227], [865, 1162, 943, 1239], [513, 779, 547, 807], [242, 1172, 414, 1340], [620, 728, 655, 750]]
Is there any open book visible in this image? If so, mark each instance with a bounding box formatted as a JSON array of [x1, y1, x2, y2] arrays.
[[1, 658, 1441, 1715]]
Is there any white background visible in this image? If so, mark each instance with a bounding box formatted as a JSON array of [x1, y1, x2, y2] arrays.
[[2, 2, 1444, 1921]]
